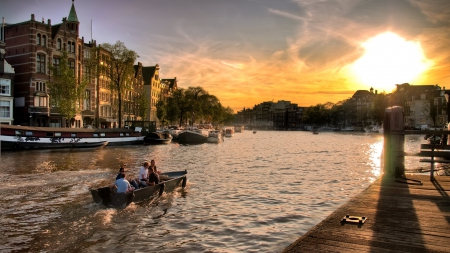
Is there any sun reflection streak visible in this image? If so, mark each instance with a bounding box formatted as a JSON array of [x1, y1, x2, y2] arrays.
[[368, 139, 383, 181]]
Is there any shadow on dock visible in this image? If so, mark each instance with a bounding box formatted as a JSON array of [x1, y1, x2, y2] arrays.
[[282, 175, 450, 252]]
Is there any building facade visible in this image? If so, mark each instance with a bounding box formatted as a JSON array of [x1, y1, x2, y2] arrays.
[[0, 34, 15, 125], [4, 2, 84, 127]]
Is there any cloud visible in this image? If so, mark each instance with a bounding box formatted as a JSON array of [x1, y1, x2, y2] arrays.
[[267, 8, 305, 21]]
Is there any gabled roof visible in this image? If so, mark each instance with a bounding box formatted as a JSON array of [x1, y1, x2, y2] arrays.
[[352, 90, 374, 98], [67, 1, 79, 23], [161, 78, 177, 89], [142, 66, 156, 84], [51, 23, 62, 39]]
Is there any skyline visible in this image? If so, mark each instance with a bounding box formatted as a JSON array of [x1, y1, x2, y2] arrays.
[[1, 0, 449, 112]]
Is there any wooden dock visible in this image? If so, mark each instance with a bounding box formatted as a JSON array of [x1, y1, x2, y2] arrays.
[[282, 175, 450, 253]]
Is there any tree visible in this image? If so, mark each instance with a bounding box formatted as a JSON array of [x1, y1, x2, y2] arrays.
[[423, 90, 438, 127], [101, 41, 139, 128], [370, 92, 388, 125], [48, 51, 88, 127], [302, 103, 328, 126], [157, 86, 234, 127], [156, 100, 167, 126], [137, 92, 149, 121]]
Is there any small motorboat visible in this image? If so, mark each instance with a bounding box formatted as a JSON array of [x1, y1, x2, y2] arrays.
[[144, 131, 172, 145], [90, 170, 187, 208]]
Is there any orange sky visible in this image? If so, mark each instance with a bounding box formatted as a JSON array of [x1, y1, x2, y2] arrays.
[[2, 0, 450, 112]]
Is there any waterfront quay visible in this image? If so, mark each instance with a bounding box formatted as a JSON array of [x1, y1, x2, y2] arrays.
[[282, 174, 450, 252], [284, 107, 450, 252]]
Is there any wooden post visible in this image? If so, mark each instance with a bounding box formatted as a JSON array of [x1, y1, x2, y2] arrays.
[[383, 106, 405, 178]]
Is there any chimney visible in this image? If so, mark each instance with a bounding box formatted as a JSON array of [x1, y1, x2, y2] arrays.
[[48, 19, 51, 26]]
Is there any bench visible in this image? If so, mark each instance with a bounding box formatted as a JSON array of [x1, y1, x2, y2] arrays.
[[418, 144, 450, 180]]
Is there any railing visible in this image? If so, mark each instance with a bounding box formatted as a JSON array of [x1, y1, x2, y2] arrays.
[[383, 106, 450, 181]]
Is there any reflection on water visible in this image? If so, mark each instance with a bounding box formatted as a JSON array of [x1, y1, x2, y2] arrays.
[[1, 131, 428, 252]]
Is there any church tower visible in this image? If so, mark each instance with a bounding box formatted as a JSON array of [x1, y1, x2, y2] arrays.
[[66, 0, 79, 36]]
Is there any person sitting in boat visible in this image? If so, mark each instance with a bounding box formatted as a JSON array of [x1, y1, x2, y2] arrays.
[[138, 161, 150, 187], [149, 160, 161, 174], [150, 159, 170, 181], [116, 167, 139, 190], [115, 172, 134, 193], [147, 166, 160, 186]]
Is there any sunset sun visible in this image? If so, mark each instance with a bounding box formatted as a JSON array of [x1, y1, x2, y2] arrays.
[[351, 32, 433, 92]]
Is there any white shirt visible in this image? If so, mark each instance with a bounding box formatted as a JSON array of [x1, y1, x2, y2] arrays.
[[138, 166, 148, 180]]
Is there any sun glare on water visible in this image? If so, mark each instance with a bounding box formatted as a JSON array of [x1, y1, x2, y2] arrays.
[[351, 32, 433, 92]]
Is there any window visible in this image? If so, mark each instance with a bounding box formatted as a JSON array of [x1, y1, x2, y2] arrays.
[[36, 54, 46, 73], [0, 100, 12, 118], [34, 96, 47, 107], [69, 61, 75, 74], [42, 35, 46, 47], [36, 82, 46, 92], [71, 133, 77, 137], [0, 79, 11, 95], [53, 58, 60, 75], [25, 131, 33, 136], [68, 42, 71, 53], [72, 42, 76, 53], [54, 133, 61, 137], [57, 38, 62, 51], [84, 90, 91, 110], [84, 49, 90, 59], [36, 33, 41, 45]]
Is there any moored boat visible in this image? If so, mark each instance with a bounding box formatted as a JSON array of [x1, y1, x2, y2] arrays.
[[0, 124, 144, 151], [144, 131, 172, 145], [90, 170, 187, 208], [206, 130, 224, 143], [224, 128, 234, 137], [177, 130, 207, 144], [235, 126, 244, 133], [167, 125, 183, 141]]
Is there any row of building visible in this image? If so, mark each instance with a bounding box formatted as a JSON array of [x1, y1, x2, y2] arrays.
[[0, 1, 177, 128], [235, 84, 450, 130]]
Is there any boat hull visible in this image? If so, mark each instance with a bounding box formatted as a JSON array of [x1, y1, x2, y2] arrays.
[[90, 170, 187, 208], [1, 140, 108, 150], [177, 131, 207, 144], [0, 125, 144, 150], [144, 132, 172, 145]]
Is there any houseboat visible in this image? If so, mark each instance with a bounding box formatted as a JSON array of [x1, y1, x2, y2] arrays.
[[0, 124, 145, 151]]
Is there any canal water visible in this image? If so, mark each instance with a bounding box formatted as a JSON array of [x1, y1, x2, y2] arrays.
[[0, 131, 429, 252]]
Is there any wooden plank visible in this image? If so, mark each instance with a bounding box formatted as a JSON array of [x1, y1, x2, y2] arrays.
[[420, 144, 450, 150], [420, 159, 450, 163], [418, 151, 450, 157], [282, 175, 450, 253]]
